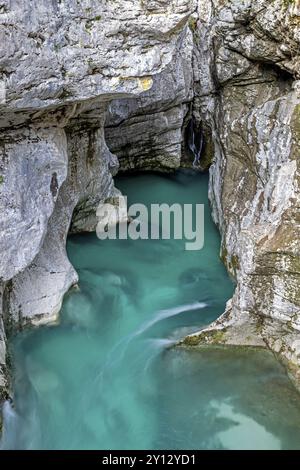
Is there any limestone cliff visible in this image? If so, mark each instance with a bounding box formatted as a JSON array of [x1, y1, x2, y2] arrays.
[[105, 27, 194, 172], [185, 0, 300, 387], [0, 0, 195, 403]]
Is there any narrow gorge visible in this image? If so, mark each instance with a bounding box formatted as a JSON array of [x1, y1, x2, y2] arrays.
[[0, 0, 300, 449]]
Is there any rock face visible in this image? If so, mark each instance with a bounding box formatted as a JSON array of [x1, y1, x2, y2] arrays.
[[186, 0, 300, 386], [0, 0, 195, 403], [105, 28, 194, 172], [5, 103, 120, 328]]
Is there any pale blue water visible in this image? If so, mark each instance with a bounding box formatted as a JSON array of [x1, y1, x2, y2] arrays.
[[2, 171, 300, 450]]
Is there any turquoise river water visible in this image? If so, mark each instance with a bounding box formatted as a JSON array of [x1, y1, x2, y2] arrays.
[[1, 171, 300, 449]]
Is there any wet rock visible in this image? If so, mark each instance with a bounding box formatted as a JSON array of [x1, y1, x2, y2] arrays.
[[190, 0, 300, 387], [0, 1, 195, 400]]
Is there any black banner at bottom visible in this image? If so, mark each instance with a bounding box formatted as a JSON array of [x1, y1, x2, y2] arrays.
[[0, 450, 299, 465]]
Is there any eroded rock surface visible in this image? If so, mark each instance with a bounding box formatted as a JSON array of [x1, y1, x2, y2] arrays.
[[186, 0, 300, 387], [0, 0, 194, 404], [105, 28, 194, 171]]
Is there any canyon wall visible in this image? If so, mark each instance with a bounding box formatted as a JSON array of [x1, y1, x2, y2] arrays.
[[186, 0, 300, 386], [105, 27, 194, 172], [0, 0, 195, 404]]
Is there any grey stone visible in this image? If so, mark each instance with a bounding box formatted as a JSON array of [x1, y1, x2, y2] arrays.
[[189, 0, 300, 389], [105, 28, 194, 171], [0, 0, 195, 401]]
